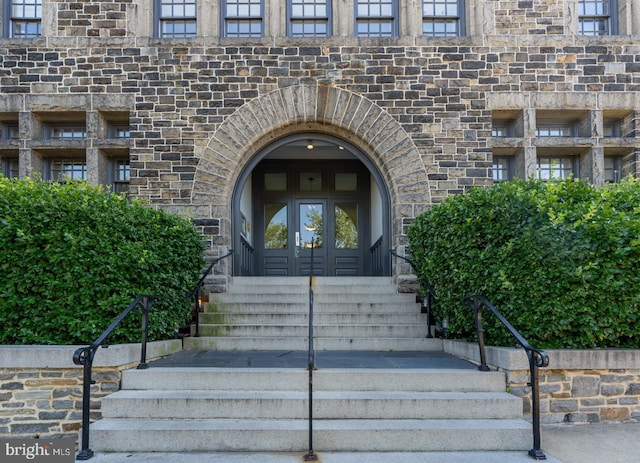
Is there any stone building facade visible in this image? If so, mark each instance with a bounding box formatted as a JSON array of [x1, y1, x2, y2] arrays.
[[1, 0, 639, 282]]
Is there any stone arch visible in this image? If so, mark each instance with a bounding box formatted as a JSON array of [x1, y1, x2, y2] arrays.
[[192, 84, 430, 249]]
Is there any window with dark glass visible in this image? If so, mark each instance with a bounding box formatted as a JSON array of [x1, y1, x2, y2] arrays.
[[288, 0, 330, 37], [224, 0, 263, 37], [157, 0, 197, 38], [604, 156, 622, 183], [603, 119, 622, 138], [423, 0, 464, 37], [578, 0, 617, 36], [1, 122, 19, 140], [355, 0, 397, 37], [1, 158, 19, 178], [110, 159, 130, 194], [7, 0, 41, 38]]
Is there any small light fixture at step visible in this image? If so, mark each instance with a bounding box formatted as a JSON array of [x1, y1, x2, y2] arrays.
[[306, 140, 314, 150]]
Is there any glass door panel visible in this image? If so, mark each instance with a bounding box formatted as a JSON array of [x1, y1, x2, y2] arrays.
[[296, 201, 326, 275], [265, 203, 288, 249], [335, 203, 358, 249], [299, 202, 323, 249]]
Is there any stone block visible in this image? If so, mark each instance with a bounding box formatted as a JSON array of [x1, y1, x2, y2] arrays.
[[601, 407, 630, 421], [626, 383, 640, 395], [551, 400, 578, 412], [572, 376, 600, 397]]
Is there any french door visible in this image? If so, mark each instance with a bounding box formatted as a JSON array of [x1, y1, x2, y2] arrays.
[[255, 161, 369, 276]]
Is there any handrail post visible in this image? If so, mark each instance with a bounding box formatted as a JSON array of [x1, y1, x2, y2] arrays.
[[528, 351, 546, 460], [74, 347, 95, 460], [304, 237, 318, 462], [422, 292, 433, 338], [138, 296, 152, 370], [472, 295, 491, 372], [194, 287, 201, 337]]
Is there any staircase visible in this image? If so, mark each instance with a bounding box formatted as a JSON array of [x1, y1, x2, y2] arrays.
[[85, 276, 545, 461], [91, 367, 531, 456], [184, 276, 441, 351]]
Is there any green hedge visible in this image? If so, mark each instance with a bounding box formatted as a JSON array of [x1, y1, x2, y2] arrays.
[[407, 178, 640, 349], [0, 178, 204, 345]]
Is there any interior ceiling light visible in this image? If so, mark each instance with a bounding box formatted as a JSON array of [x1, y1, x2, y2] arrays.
[[306, 140, 314, 150]]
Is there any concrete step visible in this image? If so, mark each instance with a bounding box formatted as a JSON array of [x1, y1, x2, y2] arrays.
[[183, 336, 442, 351], [89, 418, 531, 453], [204, 300, 420, 313], [195, 323, 429, 338], [209, 294, 417, 305], [198, 312, 427, 324], [227, 276, 397, 291], [102, 390, 523, 420], [120, 368, 507, 393]]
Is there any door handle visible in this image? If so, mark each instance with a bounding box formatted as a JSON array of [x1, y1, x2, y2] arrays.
[[295, 232, 300, 247]]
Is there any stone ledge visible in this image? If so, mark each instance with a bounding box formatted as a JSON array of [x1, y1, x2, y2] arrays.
[[444, 339, 640, 371], [0, 340, 182, 369]]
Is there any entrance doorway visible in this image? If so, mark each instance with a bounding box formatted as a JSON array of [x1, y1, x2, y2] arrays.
[[255, 160, 369, 276], [233, 135, 390, 277]]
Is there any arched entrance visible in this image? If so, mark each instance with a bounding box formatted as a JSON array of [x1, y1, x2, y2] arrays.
[[191, 85, 432, 282], [232, 134, 391, 276]]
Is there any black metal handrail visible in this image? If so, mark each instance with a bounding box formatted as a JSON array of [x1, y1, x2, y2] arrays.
[[464, 294, 550, 461], [72, 295, 154, 460], [189, 250, 234, 337], [304, 237, 318, 461], [390, 250, 437, 338]]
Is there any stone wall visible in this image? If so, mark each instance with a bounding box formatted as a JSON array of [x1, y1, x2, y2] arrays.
[[0, 342, 181, 441], [445, 340, 640, 424]]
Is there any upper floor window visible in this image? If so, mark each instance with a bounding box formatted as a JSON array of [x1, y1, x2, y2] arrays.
[[492, 120, 517, 138], [224, 0, 263, 37], [492, 156, 514, 182], [48, 125, 86, 140], [288, 0, 330, 37], [603, 119, 622, 137], [537, 156, 578, 180], [423, 0, 463, 37], [109, 124, 130, 139], [578, 0, 617, 35], [355, 0, 397, 37], [49, 159, 87, 182], [536, 122, 574, 138], [1, 122, 19, 140], [157, 0, 197, 38], [1, 158, 19, 178], [7, 0, 42, 38], [111, 159, 130, 194], [604, 155, 622, 183]]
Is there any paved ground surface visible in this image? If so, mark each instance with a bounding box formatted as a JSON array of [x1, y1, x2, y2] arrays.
[[541, 421, 640, 463], [149, 349, 478, 369], [80, 423, 640, 463]]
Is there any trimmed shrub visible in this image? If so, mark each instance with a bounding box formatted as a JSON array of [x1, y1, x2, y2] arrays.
[[0, 178, 204, 345], [407, 178, 640, 349]]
